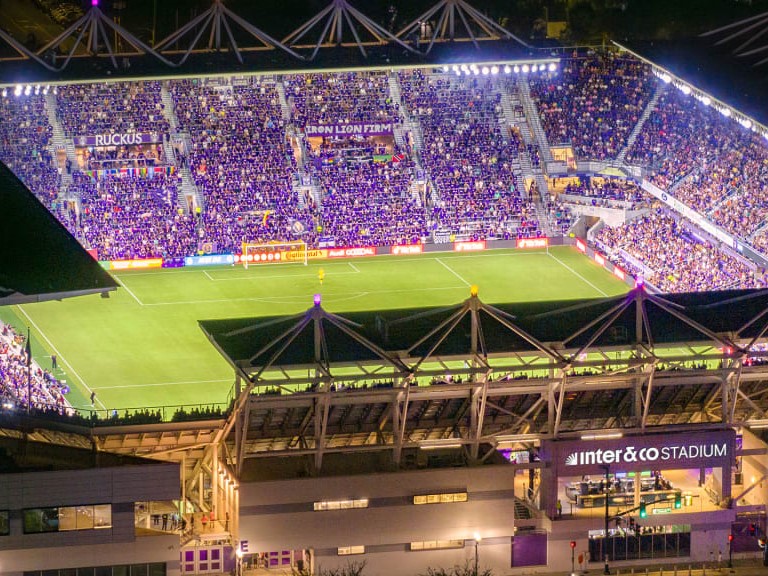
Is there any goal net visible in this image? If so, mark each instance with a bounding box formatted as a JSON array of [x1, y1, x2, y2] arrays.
[[241, 240, 308, 268]]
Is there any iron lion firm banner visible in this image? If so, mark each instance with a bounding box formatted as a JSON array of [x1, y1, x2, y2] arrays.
[[543, 429, 735, 475]]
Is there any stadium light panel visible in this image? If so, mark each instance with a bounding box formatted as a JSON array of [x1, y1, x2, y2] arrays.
[[24, 85, 31, 96], [1, 89, 6, 98], [660, 73, 672, 84], [473, 68, 480, 75], [701, 96, 711, 106], [452, 65, 459, 73], [442, 65, 449, 72], [548, 62, 557, 72], [513, 65, 520, 73], [522, 64, 530, 73], [504, 65, 511, 74], [491, 66, 498, 75], [680, 85, 691, 95], [14, 85, 21, 97], [721, 107, 732, 118], [481, 66, 489, 75], [538, 64, 546, 71]]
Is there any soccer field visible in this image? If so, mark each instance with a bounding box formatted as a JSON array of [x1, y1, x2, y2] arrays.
[[7, 246, 628, 414]]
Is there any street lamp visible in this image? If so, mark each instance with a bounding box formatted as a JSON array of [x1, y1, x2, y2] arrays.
[[473, 532, 482, 576], [236, 547, 244, 576], [600, 464, 611, 575]]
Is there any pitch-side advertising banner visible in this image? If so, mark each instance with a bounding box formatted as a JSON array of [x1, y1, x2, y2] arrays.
[[109, 258, 163, 270], [453, 240, 486, 252], [328, 247, 376, 258], [516, 237, 549, 249], [544, 430, 734, 475], [391, 245, 424, 255]]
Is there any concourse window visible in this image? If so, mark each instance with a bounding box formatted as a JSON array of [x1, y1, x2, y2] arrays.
[[413, 492, 468, 505], [23, 508, 59, 533], [314, 499, 368, 511], [0, 510, 9, 536], [338, 546, 365, 556], [410, 540, 465, 551]]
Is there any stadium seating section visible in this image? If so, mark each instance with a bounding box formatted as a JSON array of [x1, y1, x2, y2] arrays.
[[1, 48, 767, 296]]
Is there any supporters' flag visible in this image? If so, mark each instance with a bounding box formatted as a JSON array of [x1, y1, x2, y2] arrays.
[[24, 329, 31, 367], [289, 219, 306, 235], [262, 210, 272, 227], [391, 153, 405, 163]]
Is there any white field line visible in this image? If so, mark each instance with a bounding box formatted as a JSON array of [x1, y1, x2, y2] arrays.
[[16, 306, 107, 410], [348, 262, 360, 273], [96, 378, 232, 390], [436, 258, 471, 287], [141, 284, 466, 306], [548, 252, 609, 297], [203, 270, 361, 282], [114, 275, 144, 306]]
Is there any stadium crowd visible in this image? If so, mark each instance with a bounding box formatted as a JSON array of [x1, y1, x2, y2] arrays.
[[595, 209, 763, 292], [529, 50, 653, 161], [1, 53, 767, 293], [0, 323, 70, 414], [399, 70, 540, 239]]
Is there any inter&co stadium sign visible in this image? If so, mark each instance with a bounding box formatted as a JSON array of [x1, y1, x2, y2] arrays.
[[543, 430, 734, 474]]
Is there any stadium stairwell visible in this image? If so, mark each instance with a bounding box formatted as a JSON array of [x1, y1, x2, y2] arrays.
[[516, 76, 554, 164], [275, 81, 291, 122], [616, 82, 668, 164], [44, 90, 75, 189]]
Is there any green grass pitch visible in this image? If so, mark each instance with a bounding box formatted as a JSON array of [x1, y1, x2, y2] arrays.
[[6, 246, 628, 414]]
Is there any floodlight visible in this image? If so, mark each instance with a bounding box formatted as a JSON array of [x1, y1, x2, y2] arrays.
[[660, 73, 672, 84], [721, 107, 731, 118], [548, 62, 557, 72], [481, 66, 489, 75], [14, 85, 21, 97], [513, 65, 520, 74], [490, 66, 498, 75], [522, 64, 530, 73], [24, 85, 31, 95], [452, 65, 459, 73], [1, 89, 6, 98], [701, 96, 711, 106], [504, 65, 511, 74], [538, 64, 546, 71], [442, 65, 449, 72], [680, 85, 691, 95]]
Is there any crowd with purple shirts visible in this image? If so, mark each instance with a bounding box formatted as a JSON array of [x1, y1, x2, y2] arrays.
[[171, 79, 312, 253], [0, 94, 60, 208], [68, 172, 196, 260], [56, 81, 169, 136], [529, 50, 653, 161], [284, 72, 400, 126], [0, 323, 70, 414], [399, 70, 540, 240]]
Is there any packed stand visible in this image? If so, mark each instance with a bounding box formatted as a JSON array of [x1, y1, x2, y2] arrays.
[[284, 72, 400, 127], [399, 70, 539, 239], [595, 209, 764, 292], [529, 50, 653, 161], [170, 79, 313, 252], [316, 158, 425, 246], [0, 322, 70, 414], [0, 93, 60, 208], [69, 172, 197, 260], [626, 88, 738, 191], [56, 81, 169, 136]]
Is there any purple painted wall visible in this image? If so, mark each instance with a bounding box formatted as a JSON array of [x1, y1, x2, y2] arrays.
[[511, 532, 548, 567]]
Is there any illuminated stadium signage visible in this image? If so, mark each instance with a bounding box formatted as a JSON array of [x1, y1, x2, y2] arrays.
[[74, 133, 164, 147], [453, 241, 486, 252], [516, 237, 549, 249], [547, 430, 734, 473], [391, 245, 423, 255], [304, 123, 395, 137], [328, 247, 376, 258], [565, 443, 728, 467], [185, 254, 235, 267], [109, 258, 163, 270]]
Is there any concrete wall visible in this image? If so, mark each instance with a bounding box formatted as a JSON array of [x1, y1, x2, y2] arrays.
[[239, 466, 530, 576], [0, 463, 180, 576]]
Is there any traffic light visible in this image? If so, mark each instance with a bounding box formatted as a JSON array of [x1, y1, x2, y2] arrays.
[[674, 492, 682, 509], [639, 502, 647, 519], [570, 541, 576, 549], [728, 534, 734, 543]]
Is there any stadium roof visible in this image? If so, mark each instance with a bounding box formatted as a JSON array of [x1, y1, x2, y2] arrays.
[[0, 162, 118, 305], [619, 37, 768, 127], [200, 287, 768, 383]]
